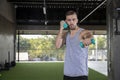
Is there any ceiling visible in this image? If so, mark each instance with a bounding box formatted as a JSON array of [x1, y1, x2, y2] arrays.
[[8, 0, 107, 34]]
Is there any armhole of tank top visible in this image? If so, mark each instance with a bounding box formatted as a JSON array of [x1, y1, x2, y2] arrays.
[[78, 28, 85, 41], [65, 31, 69, 44]]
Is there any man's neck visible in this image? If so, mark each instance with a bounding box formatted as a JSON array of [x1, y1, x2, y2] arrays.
[[70, 26, 80, 36], [70, 26, 79, 33]]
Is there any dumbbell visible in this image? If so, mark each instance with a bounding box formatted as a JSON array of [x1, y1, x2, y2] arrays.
[[80, 38, 95, 48], [63, 23, 68, 29], [60, 20, 68, 29]]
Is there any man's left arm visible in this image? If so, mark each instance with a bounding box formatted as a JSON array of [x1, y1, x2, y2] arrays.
[[79, 30, 94, 47]]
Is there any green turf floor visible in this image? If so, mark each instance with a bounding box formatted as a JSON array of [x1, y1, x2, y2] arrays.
[[0, 62, 107, 80]]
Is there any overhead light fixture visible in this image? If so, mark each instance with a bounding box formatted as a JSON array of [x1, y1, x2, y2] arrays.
[[43, 6, 46, 14], [14, 5, 18, 8], [43, 0, 46, 14], [45, 21, 48, 25]]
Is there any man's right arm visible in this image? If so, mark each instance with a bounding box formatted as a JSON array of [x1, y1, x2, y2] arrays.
[[55, 21, 66, 48]]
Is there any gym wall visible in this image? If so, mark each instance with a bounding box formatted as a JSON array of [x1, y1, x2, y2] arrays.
[[0, 0, 16, 68]]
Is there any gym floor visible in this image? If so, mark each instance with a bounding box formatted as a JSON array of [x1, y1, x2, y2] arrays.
[[0, 62, 107, 80]]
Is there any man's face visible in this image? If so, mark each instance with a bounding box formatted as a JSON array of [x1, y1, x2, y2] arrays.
[[65, 14, 78, 30]]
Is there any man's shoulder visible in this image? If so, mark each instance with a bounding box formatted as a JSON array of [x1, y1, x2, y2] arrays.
[[79, 27, 85, 30], [78, 28, 85, 33]]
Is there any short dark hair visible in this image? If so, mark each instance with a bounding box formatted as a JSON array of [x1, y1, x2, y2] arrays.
[[65, 10, 77, 17]]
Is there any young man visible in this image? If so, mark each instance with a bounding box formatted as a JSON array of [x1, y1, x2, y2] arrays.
[[55, 10, 93, 80]]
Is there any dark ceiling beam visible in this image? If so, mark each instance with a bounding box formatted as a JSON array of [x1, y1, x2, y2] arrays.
[[11, 0, 106, 9], [8, 0, 104, 2], [16, 19, 106, 25], [15, 4, 105, 9], [16, 24, 106, 30], [8, 0, 105, 8]]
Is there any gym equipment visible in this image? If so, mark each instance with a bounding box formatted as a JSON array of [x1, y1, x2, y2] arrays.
[[80, 38, 95, 48], [79, 30, 95, 48], [4, 60, 10, 70], [11, 61, 16, 67], [63, 22, 68, 29]]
